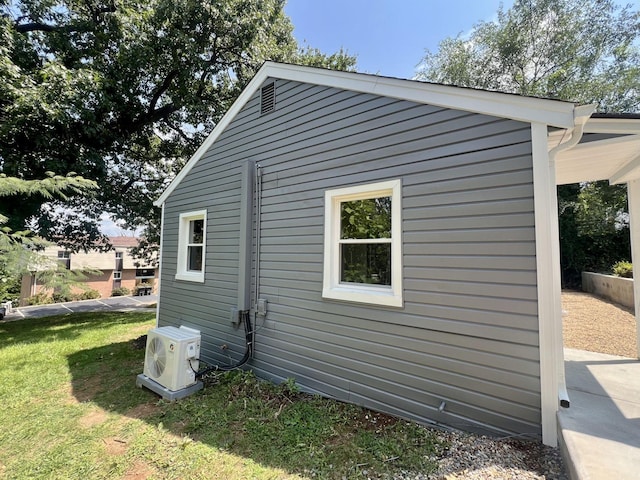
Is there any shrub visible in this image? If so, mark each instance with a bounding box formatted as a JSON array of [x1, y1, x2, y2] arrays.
[[77, 289, 100, 300], [52, 292, 73, 303], [23, 293, 53, 306], [612, 261, 633, 278], [111, 287, 131, 297]]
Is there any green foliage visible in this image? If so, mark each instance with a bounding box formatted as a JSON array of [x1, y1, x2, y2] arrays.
[[23, 292, 53, 306], [416, 0, 640, 111], [0, 272, 21, 304], [111, 286, 131, 297], [612, 261, 633, 278], [559, 181, 630, 285], [0, 0, 356, 257]]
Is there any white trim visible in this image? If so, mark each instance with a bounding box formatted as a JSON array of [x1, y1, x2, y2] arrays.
[[609, 151, 640, 185], [175, 209, 206, 283], [626, 180, 640, 359], [532, 122, 561, 447], [584, 117, 640, 134], [154, 62, 578, 206], [322, 179, 403, 308], [155, 203, 164, 326]]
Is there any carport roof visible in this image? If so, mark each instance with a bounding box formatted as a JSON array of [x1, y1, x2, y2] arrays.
[[554, 114, 640, 185]]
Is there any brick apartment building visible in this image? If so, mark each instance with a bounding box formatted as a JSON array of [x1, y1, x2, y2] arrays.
[[20, 236, 158, 303]]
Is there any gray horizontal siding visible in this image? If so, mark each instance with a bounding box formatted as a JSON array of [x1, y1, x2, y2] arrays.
[[158, 78, 541, 437]]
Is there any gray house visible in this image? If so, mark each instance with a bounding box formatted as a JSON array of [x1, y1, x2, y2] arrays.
[[154, 62, 640, 447]]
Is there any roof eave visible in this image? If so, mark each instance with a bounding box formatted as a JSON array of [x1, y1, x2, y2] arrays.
[[155, 61, 579, 206]]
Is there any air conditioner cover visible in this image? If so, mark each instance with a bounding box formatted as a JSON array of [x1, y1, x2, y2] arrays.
[[143, 326, 200, 391]]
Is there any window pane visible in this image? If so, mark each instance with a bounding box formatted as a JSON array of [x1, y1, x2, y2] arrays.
[[340, 243, 391, 285], [189, 219, 204, 244], [187, 246, 203, 271], [340, 196, 391, 239]]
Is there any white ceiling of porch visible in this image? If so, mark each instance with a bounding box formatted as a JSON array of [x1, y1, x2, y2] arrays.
[[554, 117, 640, 186]]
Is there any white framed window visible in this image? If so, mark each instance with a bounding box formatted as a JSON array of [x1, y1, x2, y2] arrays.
[[113, 271, 122, 280], [176, 210, 206, 283], [323, 179, 403, 307], [57, 250, 71, 269]]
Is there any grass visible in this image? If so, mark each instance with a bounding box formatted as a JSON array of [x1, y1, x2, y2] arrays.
[[0, 311, 445, 479]]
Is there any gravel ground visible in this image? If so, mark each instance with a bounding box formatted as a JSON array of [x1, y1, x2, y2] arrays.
[[562, 290, 637, 358], [402, 290, 635, 480]]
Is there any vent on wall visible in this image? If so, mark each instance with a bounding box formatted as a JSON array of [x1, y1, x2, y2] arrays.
[[260, 82, 275, 115]]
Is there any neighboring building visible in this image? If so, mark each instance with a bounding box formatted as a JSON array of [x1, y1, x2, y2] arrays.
[[20, 236, 157, 302], [152, 62, 640, 446]]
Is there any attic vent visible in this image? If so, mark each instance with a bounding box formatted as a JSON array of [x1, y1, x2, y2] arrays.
[[260, 83, 275, 115]]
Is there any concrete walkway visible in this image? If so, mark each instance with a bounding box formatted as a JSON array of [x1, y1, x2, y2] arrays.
[[559, 348, 640, 479]]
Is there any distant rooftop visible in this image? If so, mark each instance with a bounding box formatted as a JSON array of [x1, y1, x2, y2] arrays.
[[109, 236, 140, 248]]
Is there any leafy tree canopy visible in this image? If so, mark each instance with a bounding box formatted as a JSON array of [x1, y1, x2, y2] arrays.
[[416, 0, 640, 112], [0, 0, 357, 256]]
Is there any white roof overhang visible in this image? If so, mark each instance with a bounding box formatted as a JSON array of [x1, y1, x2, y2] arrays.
[[155, 61, 579, 206], [554, 117, 640, 185]]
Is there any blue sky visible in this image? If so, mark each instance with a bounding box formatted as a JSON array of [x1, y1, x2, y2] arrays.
[[285, 0, 516, 79]]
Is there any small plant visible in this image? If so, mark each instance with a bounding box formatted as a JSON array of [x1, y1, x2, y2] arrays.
[[76, 289, 100, 300], [612, 261, 633, 278], [52, 292, 73, 303], [283, 377, 300, 395], [111, 287, 131, 297], [23, 293, 53, 306]]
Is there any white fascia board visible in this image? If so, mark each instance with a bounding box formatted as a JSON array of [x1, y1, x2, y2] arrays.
[[584, 117, 640, 135], [155, 61, 577, 206], [270, 62, 576, 128]]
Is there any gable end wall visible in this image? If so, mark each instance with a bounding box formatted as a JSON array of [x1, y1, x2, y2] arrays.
[[160, 78, 540, 437]]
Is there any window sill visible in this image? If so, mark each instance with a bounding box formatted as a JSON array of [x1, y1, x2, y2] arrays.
[[175, 272, 205, 283], [322, 285, 403, 308]]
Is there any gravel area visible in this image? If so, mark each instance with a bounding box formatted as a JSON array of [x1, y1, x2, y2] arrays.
[[396, 290, 636, 479], [427, 430, 567, 480], [562, 290, 637, 358]]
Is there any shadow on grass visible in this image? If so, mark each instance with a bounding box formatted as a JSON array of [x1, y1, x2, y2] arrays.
[[65, 334, 441, 479]]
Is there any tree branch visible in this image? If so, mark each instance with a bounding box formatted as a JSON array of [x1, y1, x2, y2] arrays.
[[149, 70, 179, 114]]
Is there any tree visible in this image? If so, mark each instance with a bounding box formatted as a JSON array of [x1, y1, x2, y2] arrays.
[[0, 0, 356, 257], [0, 172, 97, 301], [416, 0, 639, 111], [416, 0, 640, 286]]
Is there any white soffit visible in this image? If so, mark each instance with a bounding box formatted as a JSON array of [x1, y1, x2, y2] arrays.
[[555, 117, 640, 185], [155, 62, 578, 206]]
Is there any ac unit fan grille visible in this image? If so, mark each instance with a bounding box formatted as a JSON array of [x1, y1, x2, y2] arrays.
[[146, 336, 167, 378]]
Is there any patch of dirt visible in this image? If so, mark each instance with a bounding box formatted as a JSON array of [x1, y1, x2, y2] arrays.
[[351, 408, 399, 432], [103, 437, 128, 456], [72, 374, 105, 403], [124, 402, 160, 419], [79, 408, 108, 428], [562, 290, 637, 358], [130, 334, 147, 350], [122, 460, 156, 480]]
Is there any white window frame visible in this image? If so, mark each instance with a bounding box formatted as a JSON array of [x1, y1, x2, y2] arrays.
[[176, 210, 207, 283], [113, 271, 122, 280], [323, 179, 403, 307]]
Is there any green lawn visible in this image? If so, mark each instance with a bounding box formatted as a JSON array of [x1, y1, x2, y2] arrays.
[[0, 311, 445, 479]]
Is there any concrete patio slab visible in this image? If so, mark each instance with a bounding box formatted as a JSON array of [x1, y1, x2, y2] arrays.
[[559, 348, 640, 479]]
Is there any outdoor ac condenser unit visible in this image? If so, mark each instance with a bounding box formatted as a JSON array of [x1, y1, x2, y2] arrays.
[[137, 326, 203, 400]]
